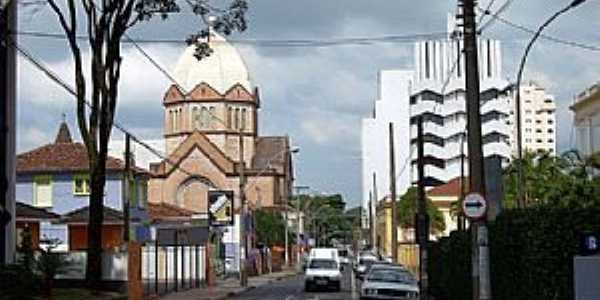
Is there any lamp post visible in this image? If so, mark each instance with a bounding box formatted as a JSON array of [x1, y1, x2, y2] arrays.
[[514, 0, 587, 207]]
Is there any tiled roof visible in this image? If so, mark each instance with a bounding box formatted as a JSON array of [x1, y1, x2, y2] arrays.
[[17, 123, 149, 175], [61, 205, 124, 223], [427, 177, 468, 197], [252, 136, 289, 174], [16, 202, 60, 220], [148, 202, 196, 221]]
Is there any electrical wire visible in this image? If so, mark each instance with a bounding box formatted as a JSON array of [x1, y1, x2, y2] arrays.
[[478, 0, 518, 33], [14, 30, 448, 48], [478, 6, 600, 52]]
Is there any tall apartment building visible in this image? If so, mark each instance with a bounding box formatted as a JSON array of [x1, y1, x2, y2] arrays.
[[509, 81, 557, 155], [362, 17, 513, 223]]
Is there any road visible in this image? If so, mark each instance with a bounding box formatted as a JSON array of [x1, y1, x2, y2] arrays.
[[231, 266, 360, 300]]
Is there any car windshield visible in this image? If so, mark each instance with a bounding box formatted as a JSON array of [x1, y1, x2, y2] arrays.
[[367, 269, 415, 283], [338, 249, 348, 257], [309, 259, 337, 269]]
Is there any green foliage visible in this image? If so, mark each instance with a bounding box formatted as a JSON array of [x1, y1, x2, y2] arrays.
[[504, 150, 600, 208], [36, 239, 70, 296], [397, 187, 446, 234], [255, 210, 291, 247], [428, 205, 600, 300], [18, 226, 36, 272], [291, 194, 353, 246], [0, 264, 39, 300]]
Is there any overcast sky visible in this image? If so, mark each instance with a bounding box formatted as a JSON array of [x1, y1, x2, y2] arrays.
[[16, 0, 600, 208]]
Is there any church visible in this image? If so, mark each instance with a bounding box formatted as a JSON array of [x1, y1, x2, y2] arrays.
[[140, 31, 295, 269]]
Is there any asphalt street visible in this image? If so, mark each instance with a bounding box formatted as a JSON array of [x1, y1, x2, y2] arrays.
[[231, 267, 360, 300]]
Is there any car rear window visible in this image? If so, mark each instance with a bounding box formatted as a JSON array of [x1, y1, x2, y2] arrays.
[[309, 259, 337, 269]]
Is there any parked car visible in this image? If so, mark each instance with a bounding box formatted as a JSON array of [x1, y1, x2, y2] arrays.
[[360, 265, 419, 299], [304, 258, 342, 292], [355, 255, 378, 280], [338, 248, 351, 265]]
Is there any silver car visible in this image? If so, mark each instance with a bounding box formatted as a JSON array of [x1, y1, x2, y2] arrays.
[[360, 265, 419, 300]]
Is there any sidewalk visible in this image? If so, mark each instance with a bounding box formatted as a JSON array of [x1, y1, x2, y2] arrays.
[[158, 269, 299, 300]]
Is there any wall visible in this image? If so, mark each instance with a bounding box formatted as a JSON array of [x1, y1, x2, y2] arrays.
[[16, 172, 124, 214]]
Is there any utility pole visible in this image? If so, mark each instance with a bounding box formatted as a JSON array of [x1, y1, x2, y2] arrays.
[[416, 116, 429, 299], [0, 0, 16, 265], [368, 191, 374, 247], [389, 123, 398, 263], [238, 131, 248, 287], [459, 132, 466, 231], [372, 173, 378, 250], [462, 1, 490, 300], [122, 134, 131, 242]]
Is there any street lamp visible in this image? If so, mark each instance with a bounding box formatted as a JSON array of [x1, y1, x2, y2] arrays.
[[514, 0, 587, 207]]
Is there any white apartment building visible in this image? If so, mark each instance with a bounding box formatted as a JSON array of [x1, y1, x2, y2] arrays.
[[361, 18, 512, 223], [508, 81, 557, 156], [571, 83, 600, 157]]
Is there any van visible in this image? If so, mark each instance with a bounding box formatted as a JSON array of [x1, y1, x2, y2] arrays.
[[309, 248, 340, 264]]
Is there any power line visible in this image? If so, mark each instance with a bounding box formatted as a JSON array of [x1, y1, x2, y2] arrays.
[[478, 6, 600, 52], [14, 30, 448, 47], [478, 0, 518, 33], [8, 36, 199, 179]]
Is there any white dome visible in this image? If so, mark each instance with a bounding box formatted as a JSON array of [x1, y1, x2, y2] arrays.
[[173, 32, 252, 94]]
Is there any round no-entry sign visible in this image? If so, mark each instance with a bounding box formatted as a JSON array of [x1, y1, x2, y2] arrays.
[[462, 193, 487, 220]]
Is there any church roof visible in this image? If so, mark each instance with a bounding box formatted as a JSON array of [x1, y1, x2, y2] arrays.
[[173, 32, 252, 94]]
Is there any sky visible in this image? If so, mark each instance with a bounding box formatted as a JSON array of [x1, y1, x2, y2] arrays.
[[15, 0, 600, 208]]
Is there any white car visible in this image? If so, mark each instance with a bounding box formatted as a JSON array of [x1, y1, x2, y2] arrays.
[[361, 265, 419, 299], [304, 258, 342, 292]]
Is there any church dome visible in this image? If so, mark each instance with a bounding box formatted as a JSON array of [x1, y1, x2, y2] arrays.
[[173, 32, 252, 94]]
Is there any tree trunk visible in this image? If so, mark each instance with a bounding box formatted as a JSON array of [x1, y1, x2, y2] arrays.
[[86, 160, 106, 289]]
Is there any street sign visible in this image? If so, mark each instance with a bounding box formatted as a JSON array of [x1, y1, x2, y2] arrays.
[[462, 193, 487, 220], [208, 190, 234, 226]]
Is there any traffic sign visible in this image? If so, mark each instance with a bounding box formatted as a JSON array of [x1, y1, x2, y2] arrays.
[[462, 193, 487, 220]]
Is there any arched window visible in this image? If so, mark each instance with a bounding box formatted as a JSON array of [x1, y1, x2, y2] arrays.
[[241, 108, 247, 130], [192, 107, 200, 129], [209, 107, 216, 129], [227, 107, 232, 129], [200, 107, 208, 128], [234, 108, 240, 130]]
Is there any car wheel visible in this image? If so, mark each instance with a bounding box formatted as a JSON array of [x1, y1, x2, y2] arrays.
[[304, 282, 312, 292], [333, 282, 341, 292]]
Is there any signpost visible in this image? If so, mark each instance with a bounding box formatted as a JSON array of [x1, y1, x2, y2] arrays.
[[462, 193, 487, 220], [208, 190, 234, 227]]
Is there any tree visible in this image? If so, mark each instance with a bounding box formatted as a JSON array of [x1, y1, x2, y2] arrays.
[[396, 187, 446, 235], [255, 210, 291, 247], [503, 150, 600, 208], [290, 193, 352, 246], [45, 0, 248, 287]]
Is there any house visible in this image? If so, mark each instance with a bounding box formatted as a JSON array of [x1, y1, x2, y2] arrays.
[[427, 177, 466, 237], [16, 121, 150, 251], [571, 83, 600, 157], [15, 201, 60, 249]]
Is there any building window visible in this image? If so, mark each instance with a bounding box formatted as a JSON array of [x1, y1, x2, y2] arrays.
[[227, 107, 233, 129], [536, 139, 543, 143], [193, 107, 200, 129], [200, 107, 208, 128], [209, 107, 216, 129], [424, 42, 430, 79], [33, 175, 52, 208], [536, 129, 542, 133], [139, 180, 148, 208], [536, 119, 542, 124], [548, 128, 554, 133], [548, 139, 554, 143], [525, 119, 532, 123], [73, 174, 90, 196], [548, 119, 554, 124], [525, 128, 532, 133], [525, 110, 532, 114], [241, 108, 247, 130], [234, 108, 240, 130]]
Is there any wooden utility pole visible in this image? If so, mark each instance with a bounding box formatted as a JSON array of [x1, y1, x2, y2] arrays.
[[416, 116, 429, 299], [0, 0, 16, 265], [462, 0, 491, 299], [238, 130, 248, 287], [368, 191, 374, 247], [389, 123, 398, 263], [459, 132, 466, 231], [122, 134, 131, 242]]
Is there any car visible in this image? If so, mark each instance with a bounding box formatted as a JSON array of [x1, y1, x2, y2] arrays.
[[338, 248, 351, 265], [355, 256, 378, 280], [304, 258, 342, 292], [309, 247, 340, 264], [360, 265, 419, 299]]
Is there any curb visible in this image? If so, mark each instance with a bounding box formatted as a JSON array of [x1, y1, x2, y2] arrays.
[[218, 272, 298, 299]]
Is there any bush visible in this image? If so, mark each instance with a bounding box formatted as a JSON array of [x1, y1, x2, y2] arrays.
[[0, 264, 39, 300], [428, 206, 600, 300]]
